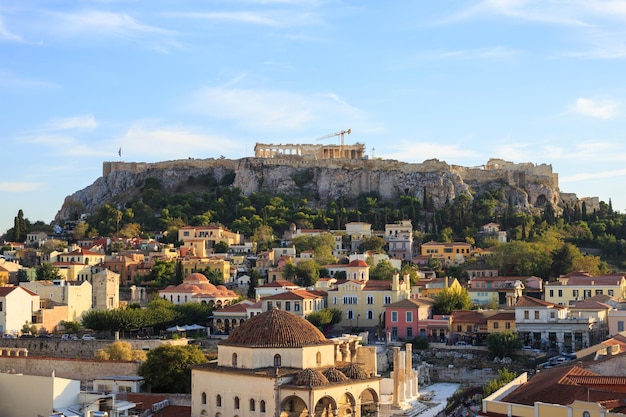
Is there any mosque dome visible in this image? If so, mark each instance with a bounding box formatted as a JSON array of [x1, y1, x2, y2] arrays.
[[292, 369, 330, 387], [221, 308, 331, 348], [323, 367, 349, 383], [342, 363, 370, 380]]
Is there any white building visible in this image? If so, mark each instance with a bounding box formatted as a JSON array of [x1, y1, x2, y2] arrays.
[[0, 286, 40, 336]]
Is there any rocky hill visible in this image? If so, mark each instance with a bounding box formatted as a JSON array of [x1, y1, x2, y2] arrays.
[[55, 156, 576, 223]]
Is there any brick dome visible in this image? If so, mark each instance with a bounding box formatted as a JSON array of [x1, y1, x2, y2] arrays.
[[323, 367, 349, 383], [292, 369, 329, 387], [221, 308, 332, 348], [342, 363, 370, 380]]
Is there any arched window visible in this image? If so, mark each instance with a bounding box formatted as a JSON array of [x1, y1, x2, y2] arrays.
[[260, 400, 266, 413], [367, 310, 374, 320], [201, 392, 207, 405], [274, 354, 281, 367], [216, 395, 222, 407], [250, 399, 256, 411], [232, 353, 238, 366], [234, 397, 240, 409], [316, 351, 321, 364]]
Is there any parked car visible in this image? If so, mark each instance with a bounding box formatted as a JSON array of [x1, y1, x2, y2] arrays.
[[81, 334, 96, 340], [61, 334, 78, 340], [19, 334, 36, 339], [455, 341, 469, 346], [37, 334, 54, 339]]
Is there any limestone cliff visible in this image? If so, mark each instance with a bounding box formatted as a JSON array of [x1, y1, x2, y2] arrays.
[[55, 157, 570, 223]]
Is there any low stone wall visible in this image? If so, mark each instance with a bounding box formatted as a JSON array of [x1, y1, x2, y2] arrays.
[[0, 338, 189, 359], [0, 355, 140, 385]]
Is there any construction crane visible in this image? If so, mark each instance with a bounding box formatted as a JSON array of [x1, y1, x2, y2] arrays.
[[315, 129, 351, 158]]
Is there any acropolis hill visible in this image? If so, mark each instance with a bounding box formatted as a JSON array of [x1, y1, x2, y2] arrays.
[[56, 143, 593, 223]]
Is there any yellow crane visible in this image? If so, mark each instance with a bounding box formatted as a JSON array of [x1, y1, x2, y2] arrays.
[[315, 129, 351, 158]]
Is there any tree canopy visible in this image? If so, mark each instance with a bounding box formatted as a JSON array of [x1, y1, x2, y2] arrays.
[[138, 344, 208, 393]]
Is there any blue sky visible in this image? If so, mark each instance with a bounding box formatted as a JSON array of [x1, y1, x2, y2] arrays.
[[2, 0, 626, 235]]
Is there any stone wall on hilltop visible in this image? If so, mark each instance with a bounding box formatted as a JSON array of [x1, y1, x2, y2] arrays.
[[56, 157, 568, 223]]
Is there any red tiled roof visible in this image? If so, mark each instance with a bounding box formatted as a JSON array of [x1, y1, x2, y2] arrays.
[[515, 295, 564, 309], [487, 312, 515, 321]]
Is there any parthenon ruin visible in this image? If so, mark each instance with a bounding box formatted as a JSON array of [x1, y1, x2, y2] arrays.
[[254, 142, 366, 160]]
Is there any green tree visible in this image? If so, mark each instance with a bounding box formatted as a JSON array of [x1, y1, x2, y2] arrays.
[[138, 344, 208, 393], [95, 341, 147, 361], [61, 320, 82, 334], [483, 368, 518, 397], [247, 269, 261, 298], [358, 235, 386, 253], [295, 260, 320, 287], [214, 241, 229, 253], [370, 260, 395, 280], [433, 286, 472, 315], [12, 209, 27, 242], [36, 263, 61, 281], [486, 331, 522, 359]]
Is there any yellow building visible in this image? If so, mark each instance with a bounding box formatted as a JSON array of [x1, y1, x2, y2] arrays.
[[486, 311, 516, 333], [420, 241, 472, 266], [181, 257, 231, 282], [191, 308, 380, 417], [545, 271, 626, 305], [327, 272, 411, 330], [178, 225, 243, 257], [412, 277, 462, 299]]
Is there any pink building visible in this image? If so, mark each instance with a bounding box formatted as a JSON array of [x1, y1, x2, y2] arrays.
[[384, 297, 448, 342]]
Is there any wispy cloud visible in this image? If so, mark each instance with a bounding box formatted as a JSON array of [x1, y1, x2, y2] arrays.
[[382, 141, 479, 163], [561, 167, 626, 183], [185, 84, 368, 132], [114, 124, 242, 159], [164, 10, 322, 28], [46, 115, 98, 130], [0, 16, 25, 43], [572, 97, 621, 119], [0, 181, 42, 192], [51, 10, 174, 38]]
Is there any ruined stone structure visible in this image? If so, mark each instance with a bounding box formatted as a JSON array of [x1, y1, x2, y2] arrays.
[[254, 142, 366, 160]]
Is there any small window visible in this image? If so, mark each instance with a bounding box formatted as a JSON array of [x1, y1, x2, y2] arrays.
[[232, 353, 238, 367], [316, 351, 321, 364], [202, 392, 207, 405], [534, 311, 539, 319], [216, 395, 222, 407], [493, 322, 499, 329], [391, 311, 398, 322], [250, 399, 256, 411], [260, 400, 266, 413], [274, 354, 281, 367], [234, 397, 240, 409]]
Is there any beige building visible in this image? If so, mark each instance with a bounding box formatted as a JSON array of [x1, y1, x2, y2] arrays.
[[178, 225, 244, 257], [191, 308, 380, 417], [0, 372, 81, 417], [544, 272, 626, 305], [92, 268, 120, 310], [20, 279, 92, 323]]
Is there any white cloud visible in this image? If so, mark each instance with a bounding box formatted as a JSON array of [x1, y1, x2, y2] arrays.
[[0, 16, 25, 43], [186, 85, 367, 133], [572, 97, 621, 119], [0, 182, 41, 192], [46, 115, 98, 130], [49, 10, 175, 39], [381, 141, 479, 163], [114, 125, 242, 159], [561, 167, 626, 183]]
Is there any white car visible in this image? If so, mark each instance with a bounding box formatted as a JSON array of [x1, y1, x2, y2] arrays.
[[81, 334, 96, 340]]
